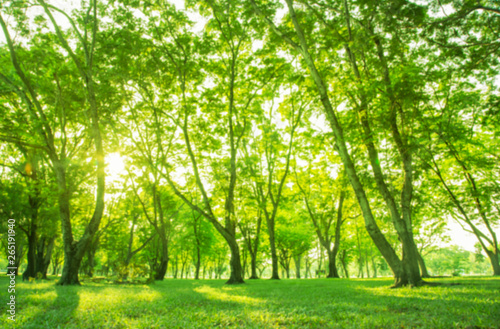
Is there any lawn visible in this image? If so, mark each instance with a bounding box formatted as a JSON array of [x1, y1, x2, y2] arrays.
[[1, 276, 499, 328]]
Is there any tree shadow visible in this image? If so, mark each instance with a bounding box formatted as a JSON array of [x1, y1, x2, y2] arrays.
[[20, 284, 80, 328], [157, 278, 500, 328]]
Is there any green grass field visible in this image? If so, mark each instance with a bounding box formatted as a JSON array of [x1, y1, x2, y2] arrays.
[[1, 276, 499, 328]]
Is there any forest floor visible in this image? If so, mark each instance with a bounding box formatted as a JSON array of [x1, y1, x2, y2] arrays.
[[1, 275, 499, 328]]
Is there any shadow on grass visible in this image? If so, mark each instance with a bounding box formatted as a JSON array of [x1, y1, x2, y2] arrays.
[[20, 284, 80, 329], [146, 278, 500, 328], [10, 277, 500, 328]]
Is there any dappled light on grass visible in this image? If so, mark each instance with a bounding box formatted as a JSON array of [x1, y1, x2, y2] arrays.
[[194, 285, 264, 306], [77, 286, 162, 311], [23, 290, 57, 306], [6, 277, 500, 328]]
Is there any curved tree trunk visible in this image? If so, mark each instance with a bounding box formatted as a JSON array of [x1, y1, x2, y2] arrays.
[[485, 250, 500, 276]]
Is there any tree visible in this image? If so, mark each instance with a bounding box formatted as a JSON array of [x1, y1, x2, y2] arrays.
[[237, 194, 263, 279], [243, 82, 305, 280], [250, 0, 424, 286], [275, 219, 312, 279], [0, 0, 110, 285], [295, 162, 351, 278]]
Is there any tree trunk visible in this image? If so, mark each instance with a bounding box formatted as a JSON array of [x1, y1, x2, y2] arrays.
[[326, 250, 340, 278], [328, 192, 344, 279], [485, 249, 500, 276], [154, 233, 169, 280], [195, 244, 201, 280], [57, 172, 85, 285], [340, 250, 349, 278], [267, 219, 280, 280], [23, 230, 37, 281], [173, 257, 178, 279], [305, 258, 311, 279], [317, 250, 323, 278], [226, 239, 245, 284], [294, 254, 301, 279], [60, 246, 83, 285], [155, 260, 168, 280], [85, 242, 97, 278], [240, 247, 247, 280], [36, 236, 55, 279], [249, 251, 259, 279], [13, 242, 25, 276], [371, 256, 378, 278], [417, 252, 431, 278], [358, 251, 364, 278], [365, 254, 371, 278]]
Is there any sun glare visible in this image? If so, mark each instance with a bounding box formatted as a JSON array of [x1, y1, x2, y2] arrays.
[[106, 152, 126, 183]]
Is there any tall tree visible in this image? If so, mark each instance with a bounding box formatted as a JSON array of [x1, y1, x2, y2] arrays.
[[250, 0, 424, 286], [295, 165, 349, 278], [0, 0, 110, 284]]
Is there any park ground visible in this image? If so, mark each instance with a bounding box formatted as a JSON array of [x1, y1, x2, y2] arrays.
[[0, 276, 499, 328]]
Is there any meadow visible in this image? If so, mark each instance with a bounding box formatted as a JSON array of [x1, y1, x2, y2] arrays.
[[1, 276, 499, 328]]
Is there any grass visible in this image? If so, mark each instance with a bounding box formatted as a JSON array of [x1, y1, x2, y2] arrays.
[[1, 276, 499, 328]]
